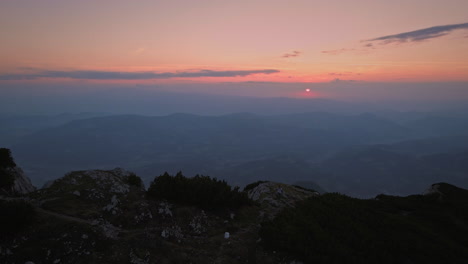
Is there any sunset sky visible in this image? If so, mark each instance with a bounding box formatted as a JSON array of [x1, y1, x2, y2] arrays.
[[1, 0, 468, 100]]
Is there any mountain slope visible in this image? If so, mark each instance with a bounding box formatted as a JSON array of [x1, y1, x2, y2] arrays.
[[2, 165, 468, 263], [0, 169, 316, 264], [261, 182, 468, 264]]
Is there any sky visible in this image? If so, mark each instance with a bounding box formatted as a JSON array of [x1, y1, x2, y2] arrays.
[[0, 0, 468, 102]]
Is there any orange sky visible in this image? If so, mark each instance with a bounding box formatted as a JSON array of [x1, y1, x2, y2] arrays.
[[1, 0, 468, 86]]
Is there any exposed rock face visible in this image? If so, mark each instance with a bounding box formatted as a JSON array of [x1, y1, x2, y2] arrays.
[[247, 181, 318, 220], [0, 148, 35, 195], [423, 183, 442, 195], [0, 167, 36, 195], [36, 168, 148, 227], [10, 167, 36, 194]]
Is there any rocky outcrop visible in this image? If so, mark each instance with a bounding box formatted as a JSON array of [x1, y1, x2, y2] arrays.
[[36, 168, 147, 224], [247, 181, 318, 220], [10, 167, 36, 194], [0, 166, 36, 195], [0, 148, 35, 195], [2, 168, 320, 264], [423, 183, 442, 196]]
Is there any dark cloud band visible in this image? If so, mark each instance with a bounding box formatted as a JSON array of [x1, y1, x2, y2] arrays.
[[368, 22, 468, 44], [0, 69, 280, 80]]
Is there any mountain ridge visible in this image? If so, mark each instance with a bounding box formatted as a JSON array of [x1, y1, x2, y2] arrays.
[[2, 166, 468, 263]]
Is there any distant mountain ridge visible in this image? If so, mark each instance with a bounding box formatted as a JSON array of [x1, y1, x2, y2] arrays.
[[3, 112, 468, 197]]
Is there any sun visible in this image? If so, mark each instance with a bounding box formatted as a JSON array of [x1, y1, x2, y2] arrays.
[[305, 88, 311, 92]]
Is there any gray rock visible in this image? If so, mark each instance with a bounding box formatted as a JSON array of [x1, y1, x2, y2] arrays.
[[247, 181, 317, 220], [1, 167, 36, 195], [424, 183, 441, 195]]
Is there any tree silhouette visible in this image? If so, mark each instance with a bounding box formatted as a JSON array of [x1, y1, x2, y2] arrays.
[[147, 171, 251, 210], [0, 148, 16, 190], [0, 148, 16, 169]]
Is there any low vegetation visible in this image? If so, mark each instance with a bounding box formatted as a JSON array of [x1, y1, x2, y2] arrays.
[[124, 173, 143, 187], [147, 172, 252, 210], [0, 200, 36, 235], [0, 148, 16, 169], [0, 148, 16, 190], [260, 185, 468, 263]]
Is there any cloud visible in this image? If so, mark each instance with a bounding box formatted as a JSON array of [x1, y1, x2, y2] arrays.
[[282, 50, 301, 58], [367, 22, 468, 44], [321, 48, 355, 55], [0, 69, 280, 80], [330, 78, 358, 83], [329, 72, 355, 76], [321, 22, 468, 55]]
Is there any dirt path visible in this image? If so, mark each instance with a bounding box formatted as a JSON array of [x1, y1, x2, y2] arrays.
[[0, 196, 144, 235], [34, 206, 94, 225]]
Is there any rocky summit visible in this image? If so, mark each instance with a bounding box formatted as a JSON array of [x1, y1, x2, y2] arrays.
[[1, 150, 468, 264], [0, 168, 316, 264]]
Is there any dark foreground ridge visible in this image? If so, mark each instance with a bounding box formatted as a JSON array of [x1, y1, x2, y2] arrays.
[[261, 182, 468, 263], [0, 168, 316, 263], [1, 150, 468, 263]]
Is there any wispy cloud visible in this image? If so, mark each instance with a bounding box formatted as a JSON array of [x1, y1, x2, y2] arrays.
[[329, 72, 358, 76], [367, 22, 468, 44], [0, 69, 280, 80], [321, 48, 355, 55], [330, 78, 358, 83], [282, 50, 301, 58], [321, 22, 468, 55]]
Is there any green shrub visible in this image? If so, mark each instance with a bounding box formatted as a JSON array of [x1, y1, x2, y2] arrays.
[[125, 173, 143, 187], [0, 148, 16, 169], [147, 172, 252, 210]]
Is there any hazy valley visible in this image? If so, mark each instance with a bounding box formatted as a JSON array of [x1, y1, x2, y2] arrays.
[[2, 107, 468, 198]]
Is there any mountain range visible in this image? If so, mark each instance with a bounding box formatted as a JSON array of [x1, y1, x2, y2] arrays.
[[3, 111, 468, 197]]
